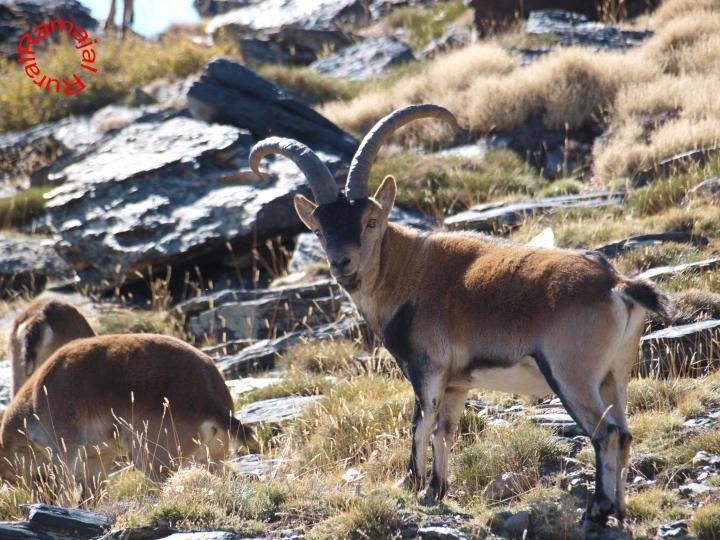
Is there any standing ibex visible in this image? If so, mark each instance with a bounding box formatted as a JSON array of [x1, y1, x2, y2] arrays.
[[249, 104, 672, 526], [2, 302, 255, 492]]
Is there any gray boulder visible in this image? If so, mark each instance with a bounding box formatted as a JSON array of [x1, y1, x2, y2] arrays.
[[184, 278, 344, 342], [0, 105, 165, 190], [526, 10, 652, 51], [193, 0, 255, 17], [419, 24, 472, 60], [187, 59, 358, 160], [44, 115, 344, 287], [205, 0, 365, 65], [310, 36, 414, 80], [238, 395, 324, 424], [0, 233, 73, 295]]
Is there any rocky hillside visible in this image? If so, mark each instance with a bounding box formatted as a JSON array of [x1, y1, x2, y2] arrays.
[[0, 0, 719, 538]]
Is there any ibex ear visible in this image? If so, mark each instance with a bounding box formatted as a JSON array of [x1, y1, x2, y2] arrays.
[[373, 175, 396, 217], [294, 194, 319, 231]]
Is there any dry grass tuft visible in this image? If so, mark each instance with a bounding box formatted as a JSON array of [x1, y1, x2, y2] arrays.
[[323, 0, 720, 182]]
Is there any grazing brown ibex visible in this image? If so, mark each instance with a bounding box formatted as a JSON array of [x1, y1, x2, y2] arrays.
[[249, 104, 672, 526], [9, 298, 95, 396], [2, 305, 254, 492]]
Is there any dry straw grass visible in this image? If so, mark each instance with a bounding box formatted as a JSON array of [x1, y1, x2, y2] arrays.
[[323, 0, 720, 181]]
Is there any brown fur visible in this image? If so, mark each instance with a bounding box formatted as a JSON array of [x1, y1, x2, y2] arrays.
[[0, 334, 254, 491], [9, 298, 96, 396]]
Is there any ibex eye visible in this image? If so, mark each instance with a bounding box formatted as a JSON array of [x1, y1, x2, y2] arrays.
[[367, 219, 377, 229]]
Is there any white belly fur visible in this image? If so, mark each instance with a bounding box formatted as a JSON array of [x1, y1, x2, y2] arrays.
[[466, 355, 552, 398]]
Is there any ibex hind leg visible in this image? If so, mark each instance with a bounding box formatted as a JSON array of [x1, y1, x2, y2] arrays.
[[533, 350, 621, 527]]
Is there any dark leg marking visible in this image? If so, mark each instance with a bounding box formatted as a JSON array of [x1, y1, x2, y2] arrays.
[[406, 398, 422, 488]]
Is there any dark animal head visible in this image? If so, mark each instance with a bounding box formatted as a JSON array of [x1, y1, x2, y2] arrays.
[[249, 104, 458, 289]]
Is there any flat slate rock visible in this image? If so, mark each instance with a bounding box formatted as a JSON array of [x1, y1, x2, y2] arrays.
[[417, 525, 469, 540], [444, 191, 624, 231], [163, 532, 256, 540], [0, 234, 74, 296], [310, 36, 414, 80], [19, 504, 109, 539], [188, 59, 357, 159], [237, 395, 324, 424], [637, 257, 720, 280], [633, 145, 720, 185], [596, 231, 709, 258], [527, 9, 652, 51], [215, 305, 363, 377]]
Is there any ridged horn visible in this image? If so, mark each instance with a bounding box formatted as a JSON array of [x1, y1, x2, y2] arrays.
[[249, 137, 339, 205], [345, 104, 459, 200]]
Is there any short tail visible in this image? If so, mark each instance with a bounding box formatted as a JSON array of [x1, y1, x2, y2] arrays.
[[620, 278, 674, 321]]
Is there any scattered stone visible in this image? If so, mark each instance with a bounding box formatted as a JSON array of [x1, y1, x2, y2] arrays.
[[342, 467, 364, 484], [633, 145, 720, 186], [501, 510, 530, 538], [237, 395, 324, 424], [188, 59, 357, 160], [526, 227, 555, 248], [444, 191, 624, 231], [228, 453, 281, 478], [693, 451, 720, 469], [529, 411, 583, 436], [683, 417, 714, 429], [688, 177, 720, 201], [163, 532, 251, 540], [640, 319, 720, 377], [637, 257, 720, 281], [225, 376, 284, 400], [483, 472, 527, 501], [0, 234, 73, 296], [311, 36, 414, 80], [417, 525, 469, 540], [0, 360, 10, 407], [655, 520, 689, 538], [595, 232, 709, 259], [205, 0, 365, 65], [419, 23, 472, 60], [678, 482, 717, 497], [526, 10, 652, 51], [0, 0, 97, 59]]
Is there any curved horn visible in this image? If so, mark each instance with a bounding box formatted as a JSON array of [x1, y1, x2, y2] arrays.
[[345, 104, 459, 200], [249, 137, 339, 205]]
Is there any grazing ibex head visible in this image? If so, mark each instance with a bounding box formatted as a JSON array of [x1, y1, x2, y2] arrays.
[[249, 104, 458, 289]]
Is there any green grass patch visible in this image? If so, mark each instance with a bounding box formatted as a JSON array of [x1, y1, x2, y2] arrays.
[[258, 65, 361, 104], [369, 149, 543, 217], [455, 422, 569, 500], [539, 178, 582, 198], [0, 188, 50, 229], [692, 503, 720, 540], [626, 488, 686, 523]]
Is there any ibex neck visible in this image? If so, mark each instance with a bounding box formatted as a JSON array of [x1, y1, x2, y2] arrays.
[[350, 222, 426, 334]]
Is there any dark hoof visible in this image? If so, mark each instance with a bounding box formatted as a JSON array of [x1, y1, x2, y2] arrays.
[[585, 497, 615, 527]]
